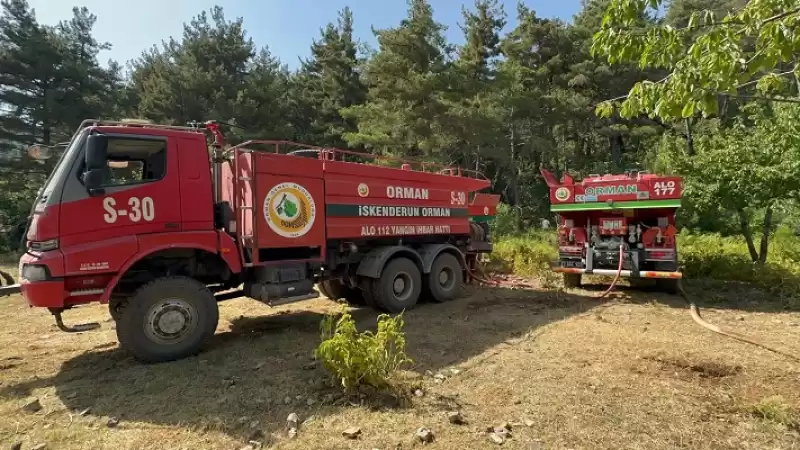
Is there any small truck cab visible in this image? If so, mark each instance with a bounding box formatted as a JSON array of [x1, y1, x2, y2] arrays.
[[17, 119, 499, 363], [540, 167, 682, 292]]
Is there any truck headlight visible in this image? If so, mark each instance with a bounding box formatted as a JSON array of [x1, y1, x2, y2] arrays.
[[21, 264, 51, 281], [29, 239, 59, 252]]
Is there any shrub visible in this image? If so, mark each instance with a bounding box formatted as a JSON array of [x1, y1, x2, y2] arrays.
[[314, 309, 412, 395], [491, 230, 557, 276]]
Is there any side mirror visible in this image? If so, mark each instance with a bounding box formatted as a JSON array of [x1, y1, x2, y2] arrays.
[[27, 144, 52, 161], [85, 134, 108, 171], [81, 169, 106, 197]]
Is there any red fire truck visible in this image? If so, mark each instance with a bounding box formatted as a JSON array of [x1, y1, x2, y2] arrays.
[[12, 120, 499, 363], [540, 167, 682, 292]]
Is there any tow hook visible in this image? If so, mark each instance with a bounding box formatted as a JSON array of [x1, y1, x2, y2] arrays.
[[48, 308, 101, 333]]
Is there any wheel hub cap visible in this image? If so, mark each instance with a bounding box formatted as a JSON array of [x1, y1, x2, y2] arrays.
[[438, 267, 455, 290], [145, 298, 197, 345], [393, 278, 406, 294], [392, 272, 412, 302]]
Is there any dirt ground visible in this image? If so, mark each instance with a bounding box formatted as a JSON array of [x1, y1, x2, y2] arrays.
[[1, 272, 799, 450]]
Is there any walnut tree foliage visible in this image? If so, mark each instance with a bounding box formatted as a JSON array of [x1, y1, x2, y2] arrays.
[[592, 0, 800, 119], [592, 0, 800, 260]]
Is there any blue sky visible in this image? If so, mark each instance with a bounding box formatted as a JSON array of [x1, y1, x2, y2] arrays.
[[26, 0, 582, 70]]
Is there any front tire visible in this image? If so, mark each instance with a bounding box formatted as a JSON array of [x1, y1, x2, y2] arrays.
[[424, 252, 463, 302], [116, 276, 219, 363], [371, 257, 422, 313]]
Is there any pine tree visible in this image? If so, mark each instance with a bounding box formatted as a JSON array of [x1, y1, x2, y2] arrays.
[[0, 0, 65, 146], [294, 7, 366, 147], [342, 0, 450, 157]]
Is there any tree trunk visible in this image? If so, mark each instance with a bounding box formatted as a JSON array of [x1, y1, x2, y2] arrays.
[[758, 205, 773, 265], [609, 134, 621, 168], [737, 208, 760, 262], [508, 112, 522, 233], [684, 119, 695, 156]]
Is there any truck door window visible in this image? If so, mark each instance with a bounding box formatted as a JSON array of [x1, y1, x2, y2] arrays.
[[101, 137, 167, 187]]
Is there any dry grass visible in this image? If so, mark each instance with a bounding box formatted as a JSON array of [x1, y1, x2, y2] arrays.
[[1, 271, 800, 449]]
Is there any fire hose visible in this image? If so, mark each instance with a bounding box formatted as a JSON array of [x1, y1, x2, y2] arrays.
[[466, 244, 625, 299], [467, 245, 800, 362]]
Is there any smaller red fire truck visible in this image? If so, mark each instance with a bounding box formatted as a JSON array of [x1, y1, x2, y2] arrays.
[[540, 167, 682, 292], [9, 119, 499, 363]]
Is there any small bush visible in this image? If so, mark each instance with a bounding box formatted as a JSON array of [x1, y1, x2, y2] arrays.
[[492, 230, 557, 276], [314, 309, 412, 395]]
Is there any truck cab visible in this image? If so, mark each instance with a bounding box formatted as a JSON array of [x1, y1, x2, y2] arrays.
[[21, 123, 232, 304]]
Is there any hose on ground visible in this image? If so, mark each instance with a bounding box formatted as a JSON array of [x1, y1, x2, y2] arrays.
[[466, 249, 800, 362], [593, 244, 625, 299], [678, 280, 800, 362]]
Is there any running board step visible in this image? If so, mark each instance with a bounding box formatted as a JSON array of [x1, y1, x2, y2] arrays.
[[214, 290, 319, 307], [265, 292, 319, 307]]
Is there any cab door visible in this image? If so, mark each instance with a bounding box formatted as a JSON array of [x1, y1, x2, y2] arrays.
[[59, 132, 182, 276]]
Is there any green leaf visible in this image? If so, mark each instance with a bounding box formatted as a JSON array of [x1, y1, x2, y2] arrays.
[[595, 101, 614, 118], [700, 93, 719, 117], [681, 101, 696, 118]]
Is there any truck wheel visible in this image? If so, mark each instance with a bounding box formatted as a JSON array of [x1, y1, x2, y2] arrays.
[[563, 273, 582, 288], [424, 252, 463, 302], [320, 279, 365, 306], [371, 257, 422, 313], [116, 276, 219, 363], [317, 281, 333, 299]]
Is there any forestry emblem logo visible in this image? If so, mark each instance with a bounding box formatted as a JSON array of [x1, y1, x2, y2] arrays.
[[555, 187, 571, 202], [264, 182, 316, 238]]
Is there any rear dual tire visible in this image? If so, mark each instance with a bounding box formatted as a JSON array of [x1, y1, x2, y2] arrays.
[[366, 253, 464, 314], [369, 257, 423, 313], [423, 252, 463, 303]]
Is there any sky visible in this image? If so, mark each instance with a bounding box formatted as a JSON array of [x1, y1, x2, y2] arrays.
[[25, 0, 583, 70]]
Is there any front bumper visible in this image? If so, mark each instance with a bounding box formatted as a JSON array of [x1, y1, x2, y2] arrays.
[[19, 250, 68, 308]]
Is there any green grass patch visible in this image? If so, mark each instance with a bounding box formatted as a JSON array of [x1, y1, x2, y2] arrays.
[[750, 395, 799, 430]]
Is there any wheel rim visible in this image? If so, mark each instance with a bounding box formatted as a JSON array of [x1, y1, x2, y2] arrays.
[[144, 298, 198, 345], [392, 271, 413, 302], [437, 266, 456, 291]]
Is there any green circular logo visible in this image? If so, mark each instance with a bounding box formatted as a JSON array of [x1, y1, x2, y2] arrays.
[[555, 187, 571, 201]]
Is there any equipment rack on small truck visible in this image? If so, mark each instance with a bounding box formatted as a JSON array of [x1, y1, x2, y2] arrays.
[[16, 119, 499, 363], [540, 167, 682, 292]]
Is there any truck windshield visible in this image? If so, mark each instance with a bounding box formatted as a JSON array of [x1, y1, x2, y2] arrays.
[[36, 130, 86, 205]]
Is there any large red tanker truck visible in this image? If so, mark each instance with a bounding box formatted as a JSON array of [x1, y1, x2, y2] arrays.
[[11, 119, 499, 363], [540, 167, 682, 293]]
